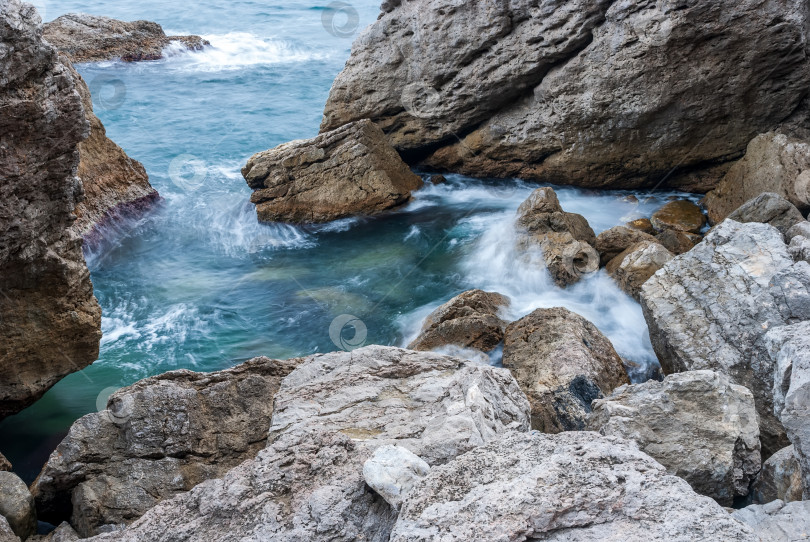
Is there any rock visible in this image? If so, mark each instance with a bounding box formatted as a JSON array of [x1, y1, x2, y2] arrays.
[[789, 235, 810, 264], [0, 517, 19, 542], [427, 174, 446, 185], [63, 59, 158, 240], [650, 200, 706, 234], [754, 445, 803, 504], [0, 0, 102, 420], [765, 322, 810, 499], [527, 232, 601, 287], [726, 192, 805, 237], [407, 290, 509, 352], [595, 226, 658, 266], [655, 228, 702, 255], [363, 445, 430, 510], [516, 187, 596, 245], [0, 454, 10, 472], [389, 431, 757, 541], [322, 0, 809, 190], [243, 119, 423, 224], [605, 240, 673, 300], [588, 370, 760, 505], [704, 132, 810, 223], [732, 500, 810, 542], [787, 220, 810, 241], [36, 522, 79, 542], [641, 220, 810, 456], [502, 308, 629, 433], [627, 218, 656, 235], [42, 14, 208, 62], [0, 472, 36, 541], [32, 356, 300, 537]]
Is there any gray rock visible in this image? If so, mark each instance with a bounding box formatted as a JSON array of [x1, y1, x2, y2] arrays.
[[605, 240, 674, 301], [726, 193, 805, 236], [588, 370, 760, 505], [786, 220, 810, 241], [503, 308, 629, 433], [389, 431, 757, 541], [0, 517, 19, 542], [595, 226, 658, 266], [754, 445, 803, 504], [641, 220, 810, 456], [0, 472, 36, 541], [732, 500, 810, 542], [363, 445, 430, 510], [789, 235, 810, 264], [29, 522, 80, 542]]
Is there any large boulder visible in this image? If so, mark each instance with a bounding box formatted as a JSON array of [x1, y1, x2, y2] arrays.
[[640, 220, 810, 456], [32, 356, 300, 537], [243, 119, 423, 224], [389, 432, 757, 541], [407, 290, 509, 352], [588, 370, 760, 505], [605, 240, 673, 300], [732, 500, 810, 542], [0, 472, 36, 541], [502, 308, 629, 433], [42, 14, 207, 62], [726, 192, 805, 237], [0, 0, 102, 420], [704, 132, 810, 223], [765, 322, 810, 499], [595, 225, 658, 266], [753, 445, 803, 504], [322, 0, 810, 190]]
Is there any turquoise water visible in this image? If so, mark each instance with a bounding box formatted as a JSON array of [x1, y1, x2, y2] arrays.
[[1, 0, 697, 483]]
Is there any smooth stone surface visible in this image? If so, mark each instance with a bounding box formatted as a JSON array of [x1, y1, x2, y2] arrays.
[[754, 445, 803, 504], [650, 200, 706, 234], [726, 192, 805, 237], [362, 445, 430, 510]]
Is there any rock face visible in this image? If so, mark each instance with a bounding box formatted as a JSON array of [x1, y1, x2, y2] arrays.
[[389, 431, 757, 541], [588, 370, 760, 505], [732, 500, 810, 542], [243, 119, 423, 224], [704, 132, 810, 223], [765, 322, 810, 499], [726, 192, 805, 236], [362, 445, 430, 510], [502, 308, 629, 433], [32, 356, 300, 537], [322, 0, 810, 190], [43, 14, 208, 62], [754, 445, 803, 504], [605, 240, 673, 300], [407, 290, 509, 352], [0, 472, 36, 541], [595, 226, 657, 266], [641, 220, 810, 456], [0, 0, 102, 420], [650, 200, 706, 234]]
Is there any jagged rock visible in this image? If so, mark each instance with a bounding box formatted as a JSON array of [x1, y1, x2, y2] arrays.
[[407, 290, 509, 352], [503, 308, 629, 433], [627, 218, 656, 235], [243, 119, 423, 224], [323, 0, 809, 190], [0, 517, 18, 542], [42, 14, 208, 62], [0, 472, 36, 541], [732, 500, 810, 542], [595, 226, 658, 266], [0, 454, 10, 472], [363, 445, 430, 510], [655, 228, 701, 255], [765, 323, 810, 499], [754, 445, 803, 504], [32, 357, 300, 537], [605, 240, 673, 300], [650, 200, 706, 234], [389, 431, 757, 541], [704, 132, 810, 223], [588, 370, 760, 505], [516, 188, 597, 245], [726, 192, 805, 236], [641, 220, 810, 456], [0, 0, 102, 420]]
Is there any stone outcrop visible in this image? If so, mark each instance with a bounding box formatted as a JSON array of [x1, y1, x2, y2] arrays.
[[732, 500, 810, 542], [389, 432, 757, 541], [754, 445, 803, 504], [243, 119, 423, 224], [0, 472, 36, 541], [641, 220, 810, 456], [0, 0, 102, 420], [595, 225, 657, 266], [704, 132, 810, 223], [650, 200, 706, 234], [726, 192, 805, 237], [322, 0, 810, 190], [407, 289, 509, 352], [43, 14, 208, 62], [588, 370, 760, 505], [502, 308, 629, 433], [32, 356, 300, 536], [605, 240, 673, 300]]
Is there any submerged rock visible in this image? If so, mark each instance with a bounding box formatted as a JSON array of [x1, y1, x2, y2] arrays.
[[650, 200, 706, 234], [726, 192, 805, 237], [43, 14, 208, 62], [732, 500, 810, 542], [407, 290, 509, 352], [0, 0, 102, 420], [595, 226, 658, 267], [605, 240, 673, 300], [243, 119, 423, 224], [502, 308, 629, 433], [754, 445, 803, 504], [588, 370, 760, 505]]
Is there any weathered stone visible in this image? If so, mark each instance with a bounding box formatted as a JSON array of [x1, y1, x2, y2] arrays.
[[407, 290, 509, 352], [641, 220, 810, 456], [595, 225, 657, 266], [655, 228, 701, 255], [704, 132, 810, 223], [789, 235, 810, 264], [516, 187, 596, 245], [0, 472, 36, 541], [606, 240, 673, 300], [627, 218, 656, 235], [650, 200, 706, 234], [726, 192, 805, 236], [243, 119, 423, 224], [32, 522, 79, 542], [0, 517, 18, 542], [43, 14, 208, 62], [0, 0, 102, 420], [732, 500, 810, 542], [0, 454, 10, 472], [32, 356, 300, 536], [503, 308, 629, 433], [588, 370, 760, 505], [389, 432, 757, 541], [363, 445, 430, 510], [787, 220, 810, 241], [754, 445, 803, 504]]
